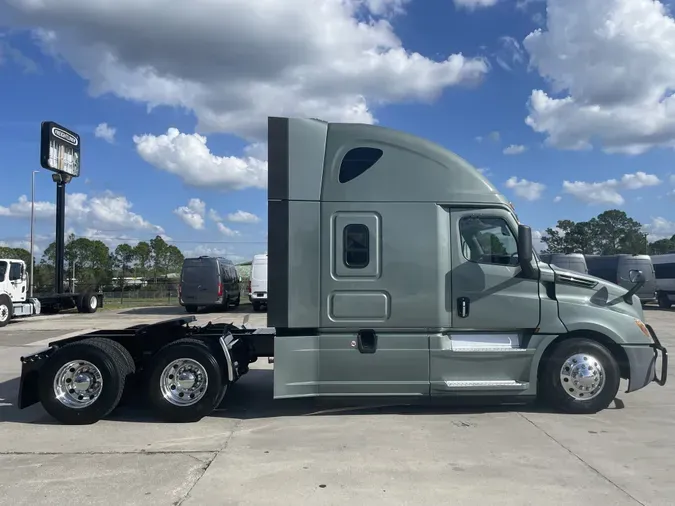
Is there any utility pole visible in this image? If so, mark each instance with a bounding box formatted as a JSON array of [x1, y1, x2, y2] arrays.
[[29, 170, 39, 297]]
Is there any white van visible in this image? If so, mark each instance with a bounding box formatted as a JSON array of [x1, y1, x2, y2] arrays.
[[249, 253, 268, 311]]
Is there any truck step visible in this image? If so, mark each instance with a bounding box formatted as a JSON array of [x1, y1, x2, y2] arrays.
[[443, 380, 529, 390]]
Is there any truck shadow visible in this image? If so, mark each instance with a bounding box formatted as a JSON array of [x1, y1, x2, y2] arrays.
[[0, 369, 626, 426]]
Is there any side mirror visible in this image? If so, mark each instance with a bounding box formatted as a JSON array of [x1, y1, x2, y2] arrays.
[[623, 269, 646, 304], [629, 269, 645, 284], [517, 224, 533, 263], [517, 224, 536, 278]]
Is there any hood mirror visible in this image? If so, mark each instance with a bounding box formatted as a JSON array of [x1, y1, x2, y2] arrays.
[[622, 269, 646, 304]]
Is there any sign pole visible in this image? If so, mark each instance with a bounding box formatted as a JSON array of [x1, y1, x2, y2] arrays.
[[40, 121, 80, 296], [53, 174, 68, 293]]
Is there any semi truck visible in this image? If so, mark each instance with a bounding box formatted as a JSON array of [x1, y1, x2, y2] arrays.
[[0, 258, 101, 327], [15, 116, 668, 425]]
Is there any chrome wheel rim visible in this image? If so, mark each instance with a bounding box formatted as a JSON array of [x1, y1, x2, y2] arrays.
[[53, 360, 104, 408], [560, 353, 605, 401], [0, 304, 9, 322], [160, 358, 209, 407], [89, 296, 98, 309]]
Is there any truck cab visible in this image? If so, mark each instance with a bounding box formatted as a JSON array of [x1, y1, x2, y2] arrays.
[[0, 259, 41, 327], [267, 116, 666, 414]]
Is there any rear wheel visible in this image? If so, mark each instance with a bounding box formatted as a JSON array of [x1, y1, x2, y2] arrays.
[[38, 338, 129, 424], [252, 302, 262, 312], [78, 291, 99, 314], [232, 294, 240, 308], [658, 292, 672, 309], [146, 339, 225, 423], [185, 305, 198, 313], [539, 338, 620, 414], [0, 294, 12, 328]]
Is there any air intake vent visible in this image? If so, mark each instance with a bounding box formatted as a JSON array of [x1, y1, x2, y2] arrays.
[[555, 272, 598, 289]]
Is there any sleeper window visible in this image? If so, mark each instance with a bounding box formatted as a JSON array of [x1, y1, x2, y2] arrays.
[[339, 147, 383, 183], [343, 224, 370, 268], [459, 216, 519, 266]]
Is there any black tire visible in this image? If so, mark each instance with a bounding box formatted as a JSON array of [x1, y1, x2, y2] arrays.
[[658, 292, 672, 309], [252, 302, 261, 312], [79, 291, 99, 314], [539, 338, 620, 415], [232, 294, 240, 308], [38, 338, 128, 424], [185, 305, 198, 313], [146, 338, 226, 423], [0, 294, 12, 328]]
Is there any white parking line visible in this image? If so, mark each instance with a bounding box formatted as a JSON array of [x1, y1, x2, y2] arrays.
[[26, 328, 98, 347]]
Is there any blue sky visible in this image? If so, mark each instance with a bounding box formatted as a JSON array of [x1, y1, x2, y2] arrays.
[[1, 0, 674, 261]]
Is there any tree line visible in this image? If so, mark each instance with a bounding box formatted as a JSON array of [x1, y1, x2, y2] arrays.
[[541, 210, 675, 255], [0, 234, 185, 292]]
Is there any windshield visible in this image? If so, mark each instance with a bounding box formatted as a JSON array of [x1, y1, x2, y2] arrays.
[[0, 261, 6, 282]]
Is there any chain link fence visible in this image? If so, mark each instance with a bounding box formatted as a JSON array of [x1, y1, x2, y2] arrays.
[[102, 274, 251, 306]]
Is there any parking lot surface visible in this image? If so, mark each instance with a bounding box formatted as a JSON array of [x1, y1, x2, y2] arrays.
[[0, 306, 674, 505]]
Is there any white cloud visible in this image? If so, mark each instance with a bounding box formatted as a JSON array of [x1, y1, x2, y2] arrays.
[[532, 229, 545, 252], [523, 0, 675, 155], [454, 0, 499, 9], [0, 195, 55, 219], [670, 174, 675, 185], [504, 176, 546, 201], [562, 171, 662, 205], [553, 195, 562, 203], [6, 0, 489, 141], [134, 128, 268, 191], [94, 122, 116, 143], [0, 191, 164, 234], [0, 238, 42, 254], [217, 222, 240, 237], [494, 36, 525, 72], [645, 216, 675, 241], [208, 209, 223, 222], [475, 131, 501, 143], [227, 210, 261, 224], [503, 144, 527, 155], [243, 142, 268, 162], [173, 198, 206, 230]]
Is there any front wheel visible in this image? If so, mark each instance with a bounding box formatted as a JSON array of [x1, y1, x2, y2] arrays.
[[146, 339, 225, 423], [0, 294, 12, 328], [539, 338, 620, 414]]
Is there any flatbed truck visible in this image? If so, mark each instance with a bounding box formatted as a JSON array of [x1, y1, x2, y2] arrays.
[[14, 116, 668, 424], [0, 258, 101, 327]]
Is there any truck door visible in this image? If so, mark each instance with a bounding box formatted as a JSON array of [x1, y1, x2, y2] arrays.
[[449, 209, 541, 330], [8, 262, 25, 302]]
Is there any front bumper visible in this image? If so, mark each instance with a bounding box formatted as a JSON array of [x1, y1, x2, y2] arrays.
[[624, 323, 667, 393]]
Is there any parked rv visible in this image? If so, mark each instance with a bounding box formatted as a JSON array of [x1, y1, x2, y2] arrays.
[[538, 253, 588, 274], [248, 253, 268, 312], [585, 254, 657, 304], [178, 256, 241, 313], [16, 116, 667, 425], [652, 253, 675, 308]]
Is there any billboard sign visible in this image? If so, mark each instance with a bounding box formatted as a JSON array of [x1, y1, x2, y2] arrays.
[[40, 121, 81, 178]]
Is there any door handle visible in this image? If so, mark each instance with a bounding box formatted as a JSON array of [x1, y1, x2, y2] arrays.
[[457, 297, 470, 318], [357, 329, 377, 354]]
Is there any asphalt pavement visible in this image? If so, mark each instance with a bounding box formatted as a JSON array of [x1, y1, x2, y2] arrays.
[[0, 305, 674, 505]]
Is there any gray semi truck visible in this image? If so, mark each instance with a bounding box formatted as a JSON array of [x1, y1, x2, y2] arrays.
[[16, 116, 667, 425]]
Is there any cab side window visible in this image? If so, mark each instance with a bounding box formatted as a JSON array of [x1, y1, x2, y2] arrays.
[[343, 224, 370, 268], [9, 262, 22, 281], [459, 216, 519, 266]]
